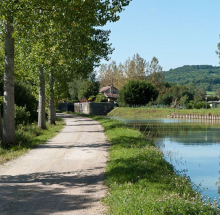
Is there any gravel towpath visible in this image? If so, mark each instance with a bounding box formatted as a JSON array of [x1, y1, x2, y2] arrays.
[[0, 114, 109, 215]]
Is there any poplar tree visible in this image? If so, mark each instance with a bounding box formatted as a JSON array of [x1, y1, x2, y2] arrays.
[[0, 0, 133, 145]]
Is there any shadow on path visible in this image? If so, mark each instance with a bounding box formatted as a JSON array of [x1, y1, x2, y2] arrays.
[[0, 170, 105, 215]]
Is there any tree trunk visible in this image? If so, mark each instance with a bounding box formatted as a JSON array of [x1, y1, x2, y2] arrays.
[[38, 67, 47, 129], [3, 19, 16, 147], [48, 70, 56, 124], [0, 105, 2, 143]]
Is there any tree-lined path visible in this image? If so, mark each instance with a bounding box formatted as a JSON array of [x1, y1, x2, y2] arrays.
[[0, 114, 109, 215]]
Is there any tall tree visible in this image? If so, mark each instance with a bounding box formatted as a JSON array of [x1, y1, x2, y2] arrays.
[[99, 61, 125, 89], [124, 54, 147, 80], [48, 69, 56, 124], [38, 67, 46, 129], [1, 0, 133, 143], [146, 57, 164, 93], [0, 104, 2, 142], [2, 10, 15, 147]]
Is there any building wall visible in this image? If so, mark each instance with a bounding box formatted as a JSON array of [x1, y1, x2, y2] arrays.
[[74, 102, 113, 115], [104, 87, 119, 94]]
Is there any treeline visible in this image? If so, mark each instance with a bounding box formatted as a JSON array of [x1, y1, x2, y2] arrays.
[[98, 54, 163, 90], [164, 65, 220, 91], [99, 55, 216, 108], [0, 0, 132, 148], [67, 54, 163, 102]]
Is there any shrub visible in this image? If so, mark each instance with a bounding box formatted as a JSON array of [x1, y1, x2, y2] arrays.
[[0, 81, 38, 122], [15, 105, 30, 126], [118, 80, 158, 106], [194, 102, 210, 109], [96, 93, 108, 102], [186, 101, 210, 109]]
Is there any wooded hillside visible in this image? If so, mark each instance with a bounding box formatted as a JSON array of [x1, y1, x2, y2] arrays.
[[164, 65, 220, 91]]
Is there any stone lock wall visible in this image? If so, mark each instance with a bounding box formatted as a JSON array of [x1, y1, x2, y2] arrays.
[[74, 102, 113, 115]]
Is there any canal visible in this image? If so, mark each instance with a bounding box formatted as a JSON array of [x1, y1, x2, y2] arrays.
[[110, 117, 220, 201]]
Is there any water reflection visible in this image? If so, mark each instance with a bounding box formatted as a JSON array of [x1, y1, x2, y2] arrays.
[[110, 116, 220, 200]]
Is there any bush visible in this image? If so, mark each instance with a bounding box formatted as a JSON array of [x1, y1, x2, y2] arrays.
[[0, 81, 38, 122], [156, 94, 173, 106], [96, 93, 108, 102], [186, 101, 210, 109], [15, 105, 30, 126], [118, 80, 158, 106], [194, 102, 210, 109]]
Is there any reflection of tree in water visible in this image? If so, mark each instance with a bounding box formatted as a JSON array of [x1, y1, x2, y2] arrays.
[[218, 161, 220, 194], [129, 121, 220, 198], [137, 123, 220, 146]]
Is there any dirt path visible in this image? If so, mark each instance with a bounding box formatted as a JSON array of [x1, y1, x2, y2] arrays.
[[0, 114, 109, 215]]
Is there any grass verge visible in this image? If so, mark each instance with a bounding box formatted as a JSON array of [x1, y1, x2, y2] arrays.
[[109, 107, 220, 118], [92, 115, 219, 215], [0, 117, 65, 165]]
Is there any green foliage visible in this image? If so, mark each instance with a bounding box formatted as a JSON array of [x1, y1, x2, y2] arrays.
[[178, 94, 189, 108], [96, 93, 108, 102], [156, 93, 173, 106], [194, 88, 206, 102], [118, 80, 158, 106], [187, 101, 210, 109], [68, 80, 80, 101], [0, 81, 38, 122], [207, 96, 219, 101], [156, 84, 193, 106], [0, 96, 3, 108], [78, 80, 100, 100], [14, 82, 38, 121], [15, 105, 30, 126], [69, 73, 100, 101], [164, 65, 220, 91]]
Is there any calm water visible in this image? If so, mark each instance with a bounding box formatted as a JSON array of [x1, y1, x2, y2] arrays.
[[110, 116, 220, 200]]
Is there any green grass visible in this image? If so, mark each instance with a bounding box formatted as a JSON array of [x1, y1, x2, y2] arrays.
[[206, 91, 215, 96], [92, 116, 220, 215], [0, 117, 65, 165], [109, 107, 220, 118]]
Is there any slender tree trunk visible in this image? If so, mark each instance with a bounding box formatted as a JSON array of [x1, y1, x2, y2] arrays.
[[38, 67, 47, 129], [48, 70, 56, 124], [3, 19, 16, 147], [0, 105, 2, 143]]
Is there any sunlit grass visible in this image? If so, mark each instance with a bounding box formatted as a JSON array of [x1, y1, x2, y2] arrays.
[[0, 117, 65, 165], [92, 116, 220, 215], [206, 91, 215, 95], [108, 107, 220, 118]]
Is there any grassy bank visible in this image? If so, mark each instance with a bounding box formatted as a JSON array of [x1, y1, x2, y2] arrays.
[[108, 107, 220, 118], [0, 118, 65, 165], [92, 115, 219, 214]]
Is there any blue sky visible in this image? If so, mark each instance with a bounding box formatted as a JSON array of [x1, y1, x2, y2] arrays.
[[101, 0, 220, 71]]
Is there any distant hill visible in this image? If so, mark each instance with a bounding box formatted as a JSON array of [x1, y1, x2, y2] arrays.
[[163, 65, 220, 91]]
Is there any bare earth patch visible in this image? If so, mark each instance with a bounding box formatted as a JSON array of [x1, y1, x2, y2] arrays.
[[0, 114, 109, 215]]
